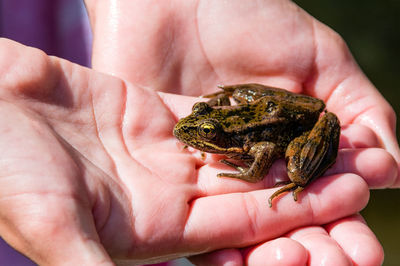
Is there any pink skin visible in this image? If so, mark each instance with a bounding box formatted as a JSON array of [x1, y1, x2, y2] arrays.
[[0, 0, 397, 265], [192, 215, 383, 266], [90, 0, 399, 184]]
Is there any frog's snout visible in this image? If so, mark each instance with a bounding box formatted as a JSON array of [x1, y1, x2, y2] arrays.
[[173, 124, 180, 138]]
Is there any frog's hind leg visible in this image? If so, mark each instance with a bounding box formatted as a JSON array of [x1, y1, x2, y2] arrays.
[[286, 112, 340, 185], [271, 112, 340, 207]]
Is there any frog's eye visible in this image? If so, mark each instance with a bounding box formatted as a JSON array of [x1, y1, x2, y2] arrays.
[[192, 102, 212, 114], [198, 121, 217, 139], [266, 101, 277, 113]]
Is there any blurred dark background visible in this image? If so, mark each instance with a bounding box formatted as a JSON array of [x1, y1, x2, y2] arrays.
[[293, 0, 400, 265]]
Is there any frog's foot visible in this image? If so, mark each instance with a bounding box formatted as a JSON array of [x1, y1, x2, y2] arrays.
[[268, 183, 304, 208], [217, 142, 278, 183], [217, 159, 262, 183]]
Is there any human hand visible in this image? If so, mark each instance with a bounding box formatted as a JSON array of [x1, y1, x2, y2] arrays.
[[89, 0, 399, 187], [0, 38, 381, 265], [85, 0, 398, 264]]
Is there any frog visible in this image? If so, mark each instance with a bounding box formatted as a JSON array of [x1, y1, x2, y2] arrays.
[[173, 83, 340, 207]]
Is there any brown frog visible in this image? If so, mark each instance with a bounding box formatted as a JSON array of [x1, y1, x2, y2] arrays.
[[173, 83, 340, 207]]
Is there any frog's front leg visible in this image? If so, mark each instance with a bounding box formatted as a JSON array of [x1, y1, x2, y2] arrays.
[[268, 112, 340, 207], [217, 142, 279, 183]]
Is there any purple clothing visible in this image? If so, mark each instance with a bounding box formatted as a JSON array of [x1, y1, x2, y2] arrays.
[[0, 0, 92, 67], [0, 240, 34, 265]]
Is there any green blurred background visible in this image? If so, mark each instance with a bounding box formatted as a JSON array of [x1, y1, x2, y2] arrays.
[[293, 0, 400, 265]]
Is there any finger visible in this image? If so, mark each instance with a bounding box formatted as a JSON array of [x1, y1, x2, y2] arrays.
[[339, 124, 380, 149], [195, 146, 397, 197], [327, 78, 399, 163], [246, 238, 308, 265], [341, 89, 400, 188], [327, 148, 398, 188], [182, 173, 369, 253], [338, 125, 399, 187], [337, 122, 399, 188], [325, 214, 384, 266], [189, 249, 243, 266], [189, 238, 308, 266], [287, 227, 352, 265]]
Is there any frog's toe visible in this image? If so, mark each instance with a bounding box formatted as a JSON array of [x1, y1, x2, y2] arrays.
[[268, 182, 297, 207], [292, 186, 304, 201], [219, 159, 245, 172], [217, 172, 231, 178], [217, 172, 246, 179], [217, 172, 263, 183]]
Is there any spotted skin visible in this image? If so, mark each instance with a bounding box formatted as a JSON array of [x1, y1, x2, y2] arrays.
[[173, 84, 341, 207]]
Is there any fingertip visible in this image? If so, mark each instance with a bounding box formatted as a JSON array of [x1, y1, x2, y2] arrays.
[[331, 148, 398, 188], [390, 163, 400, 188], [189, 249, 243, 266], [246, 237, 307, 266], [364, 148, 398, 188], [352, 242, 384, 266], [288, 226, 352, 265], [326, 215, 384, 266]]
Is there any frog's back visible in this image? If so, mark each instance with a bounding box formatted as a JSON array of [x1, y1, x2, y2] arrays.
[[216, 95, 324, 133], [230, 84, 325, 109]]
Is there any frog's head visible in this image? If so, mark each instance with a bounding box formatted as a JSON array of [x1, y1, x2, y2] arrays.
[[173, 102, 229, 153]]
